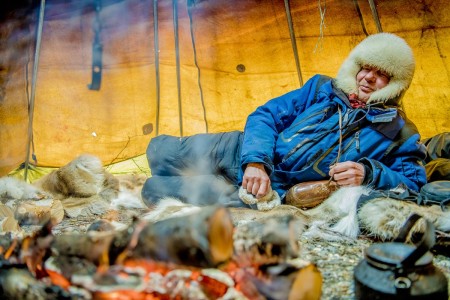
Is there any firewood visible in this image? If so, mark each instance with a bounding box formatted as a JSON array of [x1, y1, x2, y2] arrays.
[[288, 262, 323, 300], [50, 230, 117, 264], [244, 260, 322, 300], [49, 206, 234, 268], [131, 205, 234, 268], [233, 214, 304, 266]]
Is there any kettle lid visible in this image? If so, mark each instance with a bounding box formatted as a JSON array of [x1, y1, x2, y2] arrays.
[[365, 242, 434, 270]]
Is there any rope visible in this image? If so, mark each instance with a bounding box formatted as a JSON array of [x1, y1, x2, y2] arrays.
[[172, 0, 183, 136], [284, 0, 303, 87], [24, 0, 46, 182], [368, 0, 383, 33], [153, 0, 161, 136], [329, 106, 343, 184], [314, 0, 327, 53], [187, 3, 208, 133], [336, 106, 343, 163]]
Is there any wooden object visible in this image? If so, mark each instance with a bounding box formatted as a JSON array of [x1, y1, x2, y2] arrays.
[[132, 205, 234, 268]]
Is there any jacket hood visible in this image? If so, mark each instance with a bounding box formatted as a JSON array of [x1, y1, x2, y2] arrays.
[[334, 33, 415, 106]]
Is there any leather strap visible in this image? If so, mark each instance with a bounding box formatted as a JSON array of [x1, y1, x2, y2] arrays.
[[88, 0, 103, 91]]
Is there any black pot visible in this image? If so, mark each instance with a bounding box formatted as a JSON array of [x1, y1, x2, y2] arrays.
[[354, 214, 448, 299]]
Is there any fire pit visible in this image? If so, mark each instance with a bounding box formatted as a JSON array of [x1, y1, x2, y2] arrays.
[[0, 205, 322, 299]]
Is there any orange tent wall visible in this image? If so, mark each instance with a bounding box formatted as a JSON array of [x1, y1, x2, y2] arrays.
[[1, 0, 449, 177]]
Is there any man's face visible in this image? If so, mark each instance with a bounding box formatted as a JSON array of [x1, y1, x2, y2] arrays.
[[356, 66, 390, 102]]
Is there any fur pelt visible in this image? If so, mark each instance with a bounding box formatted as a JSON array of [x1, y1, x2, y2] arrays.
[[0, 154, 148, 229], [34, 154, 112, 199], [3, 155, 448, 244], [141, 186, 450, 243], [358, 197, 450, 241], [0, 176, 45, 201], [302, 186, 450, 241], [29, 154, 121, 218], [301, 186, 367, 241]]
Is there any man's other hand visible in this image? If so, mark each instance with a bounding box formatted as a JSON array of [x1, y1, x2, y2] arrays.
[[329, 161, 365, 187]]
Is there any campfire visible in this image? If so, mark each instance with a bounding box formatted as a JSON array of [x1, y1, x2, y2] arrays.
[[0, 205, 322, 299]]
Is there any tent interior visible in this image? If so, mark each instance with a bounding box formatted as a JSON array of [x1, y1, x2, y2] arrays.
[[1, 0, 449, 180]]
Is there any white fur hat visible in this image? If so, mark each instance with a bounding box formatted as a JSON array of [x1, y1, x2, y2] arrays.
[[335, 33, 415, 105]]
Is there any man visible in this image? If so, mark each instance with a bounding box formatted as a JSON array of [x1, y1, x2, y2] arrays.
[[142, 33, 427, 207]]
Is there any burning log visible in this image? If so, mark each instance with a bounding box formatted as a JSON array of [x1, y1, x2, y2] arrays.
[[130, 205, 234, 268], [49, 205, 234, 268]]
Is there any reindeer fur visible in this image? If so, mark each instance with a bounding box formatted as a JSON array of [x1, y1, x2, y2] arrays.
[[140, 186, 450, 243]]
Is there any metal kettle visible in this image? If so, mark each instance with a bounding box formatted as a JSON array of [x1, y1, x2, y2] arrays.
[[354, 213, 448, 299]]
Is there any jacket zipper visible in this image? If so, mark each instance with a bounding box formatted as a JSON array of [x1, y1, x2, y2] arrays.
[[280, 107, 331, 143], [334, 129, 360, 158], [282, 138, 312, 163], [312, 126, 360, 176], [355, 131, 360, 152]]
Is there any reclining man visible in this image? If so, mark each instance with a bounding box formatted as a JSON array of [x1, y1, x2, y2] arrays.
[[142, 33, 427, 208]]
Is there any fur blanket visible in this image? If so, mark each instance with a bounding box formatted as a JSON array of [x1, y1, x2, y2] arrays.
[[0, 154, 147, 234], [1, 154, 449, 244], [141, 186, 450, 243]]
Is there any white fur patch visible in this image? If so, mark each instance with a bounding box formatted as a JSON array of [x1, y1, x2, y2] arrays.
[[302, 186, 369, 240], [140, 197, 202, 223], [0, 177, 43, 200], [111, 191, 147, 210], [238, 186, 281, 211]]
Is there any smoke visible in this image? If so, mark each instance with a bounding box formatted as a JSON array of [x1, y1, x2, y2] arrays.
[[0, 2, 36, 102], [144, 132, 243, 207]]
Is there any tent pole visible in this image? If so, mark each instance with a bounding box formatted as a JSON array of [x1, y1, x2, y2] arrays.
[[352, 0, 369, 36], [24, 0, 46, 182], [367, 0, 383, 33], [187, 2, 208, 133], [284, 0, 303, 87], [153, 0, 161, 136], [173, 0, 183, 136]]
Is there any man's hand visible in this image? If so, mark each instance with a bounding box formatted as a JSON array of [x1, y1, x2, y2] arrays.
[[329, 161, 365, 187], [242, 163, 271, 198]]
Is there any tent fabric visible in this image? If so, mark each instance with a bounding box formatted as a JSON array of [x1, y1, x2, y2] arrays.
[[1, 0, 450, 178]]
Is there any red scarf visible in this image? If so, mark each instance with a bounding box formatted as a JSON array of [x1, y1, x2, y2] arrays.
[[348, 93, 366, 108]]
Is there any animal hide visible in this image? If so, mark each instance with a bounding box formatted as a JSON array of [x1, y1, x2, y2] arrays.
[[358, 197, 450, 241], [141, 186, 450, 243], [0, 154, 148, 231], [2, 155, 448, 244], [300, 186, 450, 241], [0, 176, 45, 200], [33, 154, 115, 199]]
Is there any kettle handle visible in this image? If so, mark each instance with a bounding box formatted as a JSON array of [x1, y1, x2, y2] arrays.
[[393, 213, 436, 268]]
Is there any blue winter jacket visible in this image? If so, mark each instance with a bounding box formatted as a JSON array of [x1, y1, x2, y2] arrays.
[[239, 75, 427, 198]]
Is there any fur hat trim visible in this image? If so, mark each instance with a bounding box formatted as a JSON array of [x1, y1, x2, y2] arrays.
[[335, 33, 415, 105]]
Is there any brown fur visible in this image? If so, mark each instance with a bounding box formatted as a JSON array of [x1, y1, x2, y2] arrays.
[[143, 186, 450, 243], [34, 154, 119, 201], [358, 197, 450, 241]]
